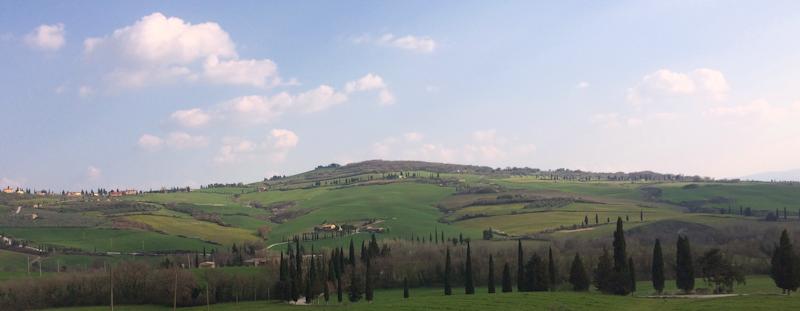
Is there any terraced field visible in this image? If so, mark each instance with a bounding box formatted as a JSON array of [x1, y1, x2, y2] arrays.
[[123, 214, 260, 245]]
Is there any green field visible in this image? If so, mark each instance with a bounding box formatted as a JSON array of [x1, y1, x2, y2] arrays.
[[656, 183, 800, 212], [123, 214, 261, 245], [44, 276, 799, 311], [0, 227, 216, 252]]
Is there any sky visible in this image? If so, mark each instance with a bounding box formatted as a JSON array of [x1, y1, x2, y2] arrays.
[[2, 1, 800, 190]]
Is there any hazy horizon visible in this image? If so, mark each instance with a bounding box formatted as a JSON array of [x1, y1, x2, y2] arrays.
[[3, 1, 800, 190]]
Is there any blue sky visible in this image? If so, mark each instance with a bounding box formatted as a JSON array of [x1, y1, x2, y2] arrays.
[[2, 1, 800, 190]]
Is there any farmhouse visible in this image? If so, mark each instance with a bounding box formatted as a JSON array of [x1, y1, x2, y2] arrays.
[[1, 187, 13, 194], [315, 223, 339, 232], [66, 191, 82, 197]]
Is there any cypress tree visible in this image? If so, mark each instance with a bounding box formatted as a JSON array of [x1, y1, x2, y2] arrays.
[[360, 241, 367, 262], [465, 241, 475, 294], [770, 229, 800, 294], [548, 247, 557, 290], [629, 257, 636, 294], [488, 254, 496, 293], [444, 247, 452, 295], [403, 277, 410, 298], [365, 258, 373, 302], [349, 239, 355, 266], [524, 253, 548, 291], [611, 217, 631, 295], [568, 253, 589, 291], [652, 239, 665, 294], [324, 277, 330, 303], [517, 240, 524, 292], [502, 263, 513, 292], [593, 248, 613, 293], [348, 264, 363, 302], [676, 235, 695, 293], [336, 275, 343, 302]]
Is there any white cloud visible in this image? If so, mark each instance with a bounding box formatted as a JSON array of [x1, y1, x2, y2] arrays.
[[627, 68, 730, 104], [707, 99, 800, 123], [377, 34, 436, 53], [353, 33, 436, 53], [138, 134, 164, 151], [371, 130, 535, 166], [214, 129, 299, 164], [214, 137, 257, 163], [83, 12, 283, 89], [78, 85, 94, 97], [403, 132, 424, 142], [268, 129, 299, 161], [25, 23, 65, 51], [270, 129, 299, 150], [138, 132, 207, 151], [87, 166, 102, 181], [166, 132, 208, 149], [85, 13, 236, 64], [202, 55, 281, 88], [344, 73, 394, 105], [171, 108, 210, 128], [183, 73, 390, 126], [295, 85, 349, 112], [576, 81, 590, 89]]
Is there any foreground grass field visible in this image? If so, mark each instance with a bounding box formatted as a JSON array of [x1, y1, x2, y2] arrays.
[[46, 277, 798, 311]]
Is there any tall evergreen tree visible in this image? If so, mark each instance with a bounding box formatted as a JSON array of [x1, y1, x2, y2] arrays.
[[593, 248, 613, 293], [465, 242, 475, 294], [444, 247, 452, 295], [348, 264, 363, 302], [365, 258, 373, 302], [488, 254, 496, 294], [360, 241, 367, 262], [548, 247, 557, 290], [517, 240, 524, 292], [676, 235, 695, 293], [403, 277, 409, 298], [502, 263, 513, 292], [348, 239, 356, 266], [652, 239, 665, 294], [611, 217, 631, 295], [568, 253, 589, 291], [336, 275, 343, 302], [770, 229, 800, 294], [524, 253, 548, 291], [628, 257, 636, 294]]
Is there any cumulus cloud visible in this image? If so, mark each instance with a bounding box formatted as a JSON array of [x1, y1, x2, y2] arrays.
[[171, 108, 210, 128], [576, 81, 590, 89], [25, 23, 65, 51], [170, 73, 390, 126], [214, 129, 299, 163], [84, 12, 282, 89], [138, 132, 207, 151], [138, 134, 164, 151], [84, 13, 235, 64], [166, 132, 209, 149], [202, 55, 282, 88], [627, 68, 730, 104], [344, 73, 395, 105]]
